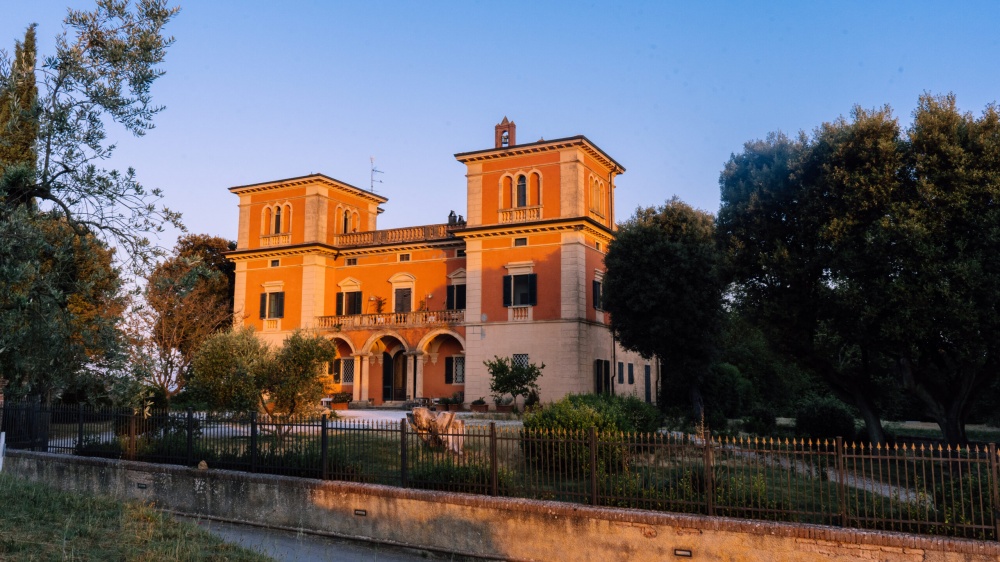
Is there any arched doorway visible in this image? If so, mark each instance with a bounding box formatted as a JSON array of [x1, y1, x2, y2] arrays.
[[382, 350, 408, 402]]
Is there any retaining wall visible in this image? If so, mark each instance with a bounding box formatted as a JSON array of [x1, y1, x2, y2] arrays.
[[5, 450, 1000, 561]]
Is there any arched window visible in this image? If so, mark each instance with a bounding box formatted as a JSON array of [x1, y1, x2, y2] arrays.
[[516, 175, 527, 208], [530, 172, 541, 206], [264, 207, 272, 234], [343, 210, 351, 233], [273, 206, 282, 234], [501, 131, 509, 147]]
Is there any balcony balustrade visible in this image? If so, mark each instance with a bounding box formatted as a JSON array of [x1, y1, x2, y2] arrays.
[[316, 309, 465, 330], [259, 233, 291, 246], [498, 205, 542, 224], [332, 224, 452, 247]]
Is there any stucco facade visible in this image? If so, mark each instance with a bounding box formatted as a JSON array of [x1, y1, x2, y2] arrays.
[[227, 119, 657, 407]]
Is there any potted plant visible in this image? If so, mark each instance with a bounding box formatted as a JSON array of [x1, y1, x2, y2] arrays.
[[470, 397, 488, 413], [434, 396, 450, 411], [495, 396, 515, 413], [328, 392, 352, 411], [448, 391, 464, 411]]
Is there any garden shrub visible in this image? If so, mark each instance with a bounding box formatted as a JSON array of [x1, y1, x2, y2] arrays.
[[742, 405, 777, 436], [795, 396, 857, 440], [520, 393, 662, 476]]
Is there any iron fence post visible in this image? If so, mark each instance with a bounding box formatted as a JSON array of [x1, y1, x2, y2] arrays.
[[490, 422, 498, 496], [250, 411, 258, 473], [590, 426, 598, 506], [836, 436, 847, 528], [321, 414, 329, 480], [186, 408, 194, 466], [989, 442, 999, 541], [400, 420, 408, 488], [76, 403, 84, 454], [127, 412, 137, 461], [704, 430, 714, 517]]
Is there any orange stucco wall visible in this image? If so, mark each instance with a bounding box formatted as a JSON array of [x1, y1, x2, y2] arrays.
[[479, 152, 561, 226]]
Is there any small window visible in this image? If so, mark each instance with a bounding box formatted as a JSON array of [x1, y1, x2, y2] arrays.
[[513, 354, 529, 369], [457, 249, 466, 258], [445, 356, 466, 384], [342, 360, 355, 384], [398, 253, 411, 262], [345, 258, 357, 266], [502, 273, 537, 307], [513, 237, 527, 247], [270, 259, 280, 268], [595, 242, 601, 251], [628, 363, 634, 385], [259, 291, 285, 319], [592, 280, 603, 310]]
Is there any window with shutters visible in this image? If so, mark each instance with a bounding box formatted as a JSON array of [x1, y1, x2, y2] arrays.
[[502, 273, 537, 307], [628, 363, 634, 385], [447, 284, 466, 310], [258, 291, 285, 319], [617, 362, 624, 385], [445, 356, 466, 384], [592, 279, 603, 310], [336, 291, 363, 315]]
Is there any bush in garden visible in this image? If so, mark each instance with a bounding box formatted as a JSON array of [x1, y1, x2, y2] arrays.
[[795, 396, 857, 440], [742, 405, 777, 436]]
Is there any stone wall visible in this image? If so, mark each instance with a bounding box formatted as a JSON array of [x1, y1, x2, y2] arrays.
[[6, 450, 1000, 562]]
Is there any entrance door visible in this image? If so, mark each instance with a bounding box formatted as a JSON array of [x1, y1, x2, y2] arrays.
[[381, 351, 408, 401], [394, 288, 412, 313]]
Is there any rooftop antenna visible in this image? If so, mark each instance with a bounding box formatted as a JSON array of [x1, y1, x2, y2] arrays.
[[370, 156, 384, 192]]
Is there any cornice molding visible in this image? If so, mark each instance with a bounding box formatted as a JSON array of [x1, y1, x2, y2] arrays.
[[228, 173, 388, 205], [454, 135, 625, 175]]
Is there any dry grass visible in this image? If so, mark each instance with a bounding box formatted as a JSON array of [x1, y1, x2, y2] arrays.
[[0, 473, 271, 561]]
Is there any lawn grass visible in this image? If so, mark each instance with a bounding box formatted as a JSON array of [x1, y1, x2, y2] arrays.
[[0, 472, 271, 561]]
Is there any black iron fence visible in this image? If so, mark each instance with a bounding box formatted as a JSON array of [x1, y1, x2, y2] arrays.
[[2, 399, 997, 541]]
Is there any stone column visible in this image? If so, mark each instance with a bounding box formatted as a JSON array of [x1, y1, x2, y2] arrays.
[[357, 354, 371, 402], [350, 355, 362, 402], [409, 352, 425, 399]]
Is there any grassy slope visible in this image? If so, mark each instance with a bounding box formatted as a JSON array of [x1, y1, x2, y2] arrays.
[[0, 473, 271, 561]]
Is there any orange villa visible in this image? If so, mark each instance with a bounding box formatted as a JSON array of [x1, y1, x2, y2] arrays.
[[226, 119, 658, 407]]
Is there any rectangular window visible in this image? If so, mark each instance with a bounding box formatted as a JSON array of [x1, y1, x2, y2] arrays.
[[446, 284, 466, 310], [513, 237, 527, 247], [342, 359, 355, 384], [345, 257, 357, 266], [592, 280, 603, 310], [446, 356, 466, 385], [596, 242, 601, 251], [336, 291, 363, 315], [398, 253, 410, 262], [502, 274, 537, 307], [628, 363, 634, 385], [513, 354, 529, 369], [270, 259, 279, 267], [457, 249, 466, 257], [259, 292, 285, 319], [617, 362, 624, 385]]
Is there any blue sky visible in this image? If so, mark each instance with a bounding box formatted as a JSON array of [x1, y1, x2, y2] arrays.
[[3, 1, 999, 247]]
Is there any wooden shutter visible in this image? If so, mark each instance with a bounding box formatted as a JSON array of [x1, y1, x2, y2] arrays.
[[592, 280, 600, 309], [502, 275, 512, 307], [456, 284, 466, 309], [527, 274, 537, 306], [628, 363, 634, 384], [618, 362, 624, 384], [446, 285, 455, 310], [275, 292, 285, 318], [445, 356, 454, 384], [259, 293, 267, 319], [336, 293, 344, 316], [594, 360, 603, 393]]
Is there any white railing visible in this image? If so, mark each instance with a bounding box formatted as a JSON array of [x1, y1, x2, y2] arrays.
[[264, 319, 280, 331], [498, 205, 542, 223], [511, 307, 530, 321], [316, 309, 466, 330], [260, 233, 291, 246], [332, 224, 452, 247]]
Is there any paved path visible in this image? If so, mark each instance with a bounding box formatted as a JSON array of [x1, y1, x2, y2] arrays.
[[176, 515, 485, 561]]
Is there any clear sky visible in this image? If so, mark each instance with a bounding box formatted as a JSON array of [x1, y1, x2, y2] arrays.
[[3, 1, 999, 248]]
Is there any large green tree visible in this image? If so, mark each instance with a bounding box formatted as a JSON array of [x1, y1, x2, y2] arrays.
[[0, 0, 181, 265], [603, 198, 726, 421], [719, 94, 1000, 444]]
